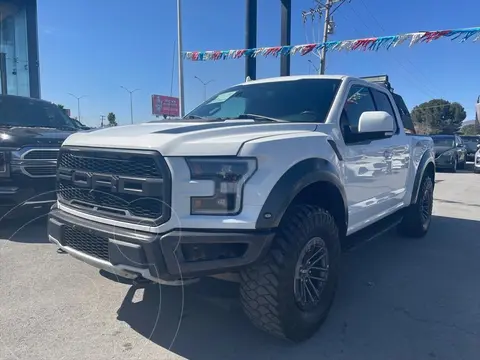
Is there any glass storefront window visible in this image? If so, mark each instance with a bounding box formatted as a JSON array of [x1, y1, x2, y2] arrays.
[[0, 1, 30, 97]]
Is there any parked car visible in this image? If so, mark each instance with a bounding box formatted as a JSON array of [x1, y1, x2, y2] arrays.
[[461, 135, 480, 161], [430, 134, 467, 172], [70, 118, 92, 131], [0, 95, 78, 220], [474, 144, 480, 174], [48, 75, 435, 342]]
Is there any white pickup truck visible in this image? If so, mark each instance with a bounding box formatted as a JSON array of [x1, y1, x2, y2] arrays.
[[48, 75, 435, 342]]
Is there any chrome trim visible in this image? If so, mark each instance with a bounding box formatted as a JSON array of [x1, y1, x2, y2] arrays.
[[24, 199, 56, 206], [20, 165, 57, 178], [49, 235, 196, 286], [9, 147, 60, 178], [20, 148, 60, 160], [0, 186, 19, 194]]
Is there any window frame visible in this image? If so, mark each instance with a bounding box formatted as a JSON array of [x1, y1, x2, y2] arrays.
[[340, 83, 399, 144]]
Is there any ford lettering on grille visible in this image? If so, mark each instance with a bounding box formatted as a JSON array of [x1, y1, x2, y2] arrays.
[[56, 148, 171, 224]]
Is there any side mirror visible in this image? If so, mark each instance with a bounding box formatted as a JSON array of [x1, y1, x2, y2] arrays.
[[358, 111, 394, 134]]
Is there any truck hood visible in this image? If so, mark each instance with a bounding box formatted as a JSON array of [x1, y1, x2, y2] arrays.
[[0, 126, 77, 148], [63, 120, 318, 156]]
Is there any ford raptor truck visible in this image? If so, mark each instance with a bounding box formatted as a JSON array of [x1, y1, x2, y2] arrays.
[[48, 75, 435, 342]]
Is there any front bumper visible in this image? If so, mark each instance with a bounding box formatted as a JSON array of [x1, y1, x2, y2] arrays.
[[434, 155, 455, 169], [474, 155, 480, 170], [48, 207, 274, 283], [0, 178, 57, 218]]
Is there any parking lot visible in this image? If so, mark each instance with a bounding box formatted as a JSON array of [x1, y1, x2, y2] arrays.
[[1, 167, 479, 360]]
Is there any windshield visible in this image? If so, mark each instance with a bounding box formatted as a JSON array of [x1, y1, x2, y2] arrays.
[[0, 96, 76, 129], [432, 137, 455, 147], [186, 79, 342, 122]]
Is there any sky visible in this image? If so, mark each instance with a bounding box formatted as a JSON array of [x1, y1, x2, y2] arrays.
[[38, 0, 479, 127]]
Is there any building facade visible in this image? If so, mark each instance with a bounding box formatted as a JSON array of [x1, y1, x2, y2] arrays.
[[0, 0, 40, 98]]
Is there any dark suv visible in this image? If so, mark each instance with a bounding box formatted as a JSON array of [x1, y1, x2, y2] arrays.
[[0, 95, 78, 220]]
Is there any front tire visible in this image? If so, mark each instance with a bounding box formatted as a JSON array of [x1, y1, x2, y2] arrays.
[[240, 205, 341, 342], [397, 175, 434, 238]]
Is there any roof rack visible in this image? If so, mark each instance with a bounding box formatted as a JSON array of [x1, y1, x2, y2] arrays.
[[360, 74, 393, 92]]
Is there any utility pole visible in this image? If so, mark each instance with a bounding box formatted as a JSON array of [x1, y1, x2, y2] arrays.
[[177, 0, 185, 117], [194, 76, 214, 101], [120, 86, 139, 124], [68, 93, 87, 122], [319, 0, 333, 75], [100, 114, 105, 128]]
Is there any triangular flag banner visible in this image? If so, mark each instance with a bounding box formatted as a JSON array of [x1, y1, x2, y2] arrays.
[[183, 26, 480, 61]]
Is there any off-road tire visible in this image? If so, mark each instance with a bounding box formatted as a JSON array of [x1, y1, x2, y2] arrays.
[[239, 205, 341, 342], [397, 175, 434, 238]]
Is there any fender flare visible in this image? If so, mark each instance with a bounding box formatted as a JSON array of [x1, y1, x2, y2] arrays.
[[255, 158, 348, 229], [410, 149, 435, 204]]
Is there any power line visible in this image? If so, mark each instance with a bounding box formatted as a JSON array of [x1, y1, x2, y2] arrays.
[[346, 0, 439, 99], [302, 0, 349, 73]]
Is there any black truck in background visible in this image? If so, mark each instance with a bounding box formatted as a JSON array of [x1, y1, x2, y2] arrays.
[[0, 95, 79, 220]]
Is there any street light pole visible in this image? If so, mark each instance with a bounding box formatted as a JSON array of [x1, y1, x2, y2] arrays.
[[177, 0, 185, 117], [68, 93, 87, 122], [120, 86, 140, 124], [194, 76, 214, 101]]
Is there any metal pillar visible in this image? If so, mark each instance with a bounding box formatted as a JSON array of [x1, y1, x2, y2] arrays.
[[280, 0, 291, 76], [245, 0, 257, 80], [0, 53, 7, 95]]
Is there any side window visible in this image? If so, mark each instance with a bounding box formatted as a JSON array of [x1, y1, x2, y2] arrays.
[[371, 89, 398, 133], [343, 85, 376, 134]]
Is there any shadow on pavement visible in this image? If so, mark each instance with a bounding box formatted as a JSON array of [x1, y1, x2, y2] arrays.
[[116, 215, 480, 360], [0, 212, 49, 243]]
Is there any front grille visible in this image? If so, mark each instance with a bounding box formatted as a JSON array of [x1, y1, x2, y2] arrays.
[[23, 166, 56, 177], [24, 149, 59, 160], [59, 151, 160, 177], [64, 226, 110, 261], [57, 147, 171, 224]]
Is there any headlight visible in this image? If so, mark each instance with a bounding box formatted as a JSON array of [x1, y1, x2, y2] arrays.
[[186, 157, 257, 215], [440, 149, 455, 158], [0, 151, 10, 177]]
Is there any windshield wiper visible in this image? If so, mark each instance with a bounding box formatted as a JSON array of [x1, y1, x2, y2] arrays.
[[184, 115, 206, 119], [236, 114, 286, 122]]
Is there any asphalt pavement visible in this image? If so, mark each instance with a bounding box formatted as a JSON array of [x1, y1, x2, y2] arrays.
[[1, 167, 480, 360]]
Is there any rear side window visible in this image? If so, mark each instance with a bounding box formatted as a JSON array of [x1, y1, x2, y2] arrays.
[[392, 93, 416, 134]]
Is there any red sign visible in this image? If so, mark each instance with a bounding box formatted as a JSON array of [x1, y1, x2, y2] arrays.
[[152, 95, 179, 117]]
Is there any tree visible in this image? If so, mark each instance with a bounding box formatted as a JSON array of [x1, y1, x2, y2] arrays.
[[411, 99, 466, 135], [107, 112, 117, 127], [57, 104, 65, 110], [461, 124, 480, 135]]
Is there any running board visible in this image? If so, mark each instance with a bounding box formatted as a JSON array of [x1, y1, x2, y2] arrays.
[[343, 209, 405, 251]]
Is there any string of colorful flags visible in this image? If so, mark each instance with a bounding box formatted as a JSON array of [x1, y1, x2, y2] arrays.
[[182, 26, 480, 62]]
